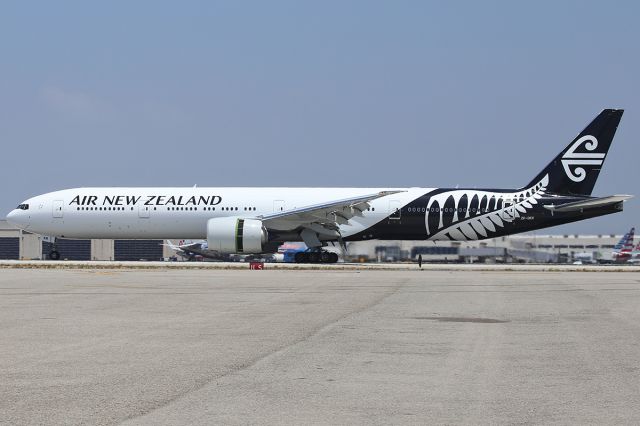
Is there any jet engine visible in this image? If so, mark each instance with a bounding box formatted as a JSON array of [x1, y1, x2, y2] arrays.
[[206, 217, 268, 254]]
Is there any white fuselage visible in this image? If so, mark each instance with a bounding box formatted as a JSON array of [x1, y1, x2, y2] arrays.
[[6, 187, 426, 239]]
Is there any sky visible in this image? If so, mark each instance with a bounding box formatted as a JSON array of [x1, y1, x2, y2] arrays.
[[0, 0, 638, 235]]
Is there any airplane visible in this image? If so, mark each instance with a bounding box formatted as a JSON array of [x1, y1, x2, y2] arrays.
[[164, 239, 278, 262], [163, 240, 224, 261], [6, 109, 632, 263], [624, 238, 640, 263], [611, 227, 635, 262]]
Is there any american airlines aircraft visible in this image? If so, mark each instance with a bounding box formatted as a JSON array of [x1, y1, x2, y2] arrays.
[[6, 109, 632, 263], [611, 227, 635, 262]]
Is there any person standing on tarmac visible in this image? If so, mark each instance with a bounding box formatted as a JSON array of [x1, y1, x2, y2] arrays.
[[418, 254, 422, 268]]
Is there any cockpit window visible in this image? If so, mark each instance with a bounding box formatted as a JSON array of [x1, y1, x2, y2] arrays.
[[17, 204, 29, 210]]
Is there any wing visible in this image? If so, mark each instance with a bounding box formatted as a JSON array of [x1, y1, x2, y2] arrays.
[[258, 190, 405, 246]]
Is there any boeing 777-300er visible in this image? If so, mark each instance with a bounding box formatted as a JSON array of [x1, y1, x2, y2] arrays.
[[6, 109, 632, 263]]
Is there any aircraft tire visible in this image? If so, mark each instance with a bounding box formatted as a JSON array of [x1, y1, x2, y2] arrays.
[[329, 252, 339, 263], [321, 252, 331, 263], [308, 252, 320, 263], [49, 250, 60, 260], [294, 252, 307, 263]]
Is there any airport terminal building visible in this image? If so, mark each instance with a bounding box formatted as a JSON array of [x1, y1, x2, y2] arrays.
[[350, 234, 625, 263], [0, 220, 170, 261]]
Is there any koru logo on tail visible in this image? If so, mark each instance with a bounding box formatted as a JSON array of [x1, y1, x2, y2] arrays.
[[561, 135, 605, 182]]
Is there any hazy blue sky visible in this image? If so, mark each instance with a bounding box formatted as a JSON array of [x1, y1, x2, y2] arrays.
[[1, 1, 638, 234]]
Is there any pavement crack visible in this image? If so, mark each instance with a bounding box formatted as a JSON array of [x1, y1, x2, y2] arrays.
[[119, 278, 407, 424]]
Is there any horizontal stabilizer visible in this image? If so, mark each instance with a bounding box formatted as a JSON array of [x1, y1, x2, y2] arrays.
[[543, 195, 633, 213]]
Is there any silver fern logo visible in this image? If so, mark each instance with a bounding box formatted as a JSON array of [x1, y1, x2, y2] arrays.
[[424, 175, 548, 241], [561, 135, 604, 182]]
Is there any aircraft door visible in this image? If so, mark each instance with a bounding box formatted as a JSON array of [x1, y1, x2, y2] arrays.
[[52, 200, 64, 218], [388, 200, 402, 220], [500, 198, 515, 223], [138, 205, 150, 218]]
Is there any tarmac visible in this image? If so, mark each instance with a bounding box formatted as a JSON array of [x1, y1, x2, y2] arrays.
[[2, 259, 640, 272], [1, 267, 640, 425]]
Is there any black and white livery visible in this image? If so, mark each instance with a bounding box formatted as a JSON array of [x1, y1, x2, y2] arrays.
[[7, 109, 631, 262]]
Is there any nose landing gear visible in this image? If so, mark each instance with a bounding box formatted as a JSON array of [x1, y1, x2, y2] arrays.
[[44, 237, 61, 260]]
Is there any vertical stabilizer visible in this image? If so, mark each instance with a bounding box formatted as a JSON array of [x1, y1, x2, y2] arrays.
[[613, 227, 634, 252], [525, 109, 623, 195]]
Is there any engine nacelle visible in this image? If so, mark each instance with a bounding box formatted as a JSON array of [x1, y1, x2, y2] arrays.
[[206, 217, 267, 254]]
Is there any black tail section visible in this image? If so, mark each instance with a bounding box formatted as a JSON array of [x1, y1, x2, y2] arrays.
[[525, 109, 624, 196]]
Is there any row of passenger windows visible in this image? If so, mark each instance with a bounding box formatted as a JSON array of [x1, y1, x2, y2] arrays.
[[166, 206, 258, 211], [76, 206, 258, 212], [76, 205, 495, 214], [407, 207, 495, 214], [77, 207, 130, 211]]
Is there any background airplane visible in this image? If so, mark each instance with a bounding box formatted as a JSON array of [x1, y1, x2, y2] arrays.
[[625, 238, 640, 263], [164, 240, 225, 261], [611, 227, 635, 262]]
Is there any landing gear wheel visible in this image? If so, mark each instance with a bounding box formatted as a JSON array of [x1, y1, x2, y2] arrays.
[[49, 250, 60, 260], [294, 251, 338, 264]]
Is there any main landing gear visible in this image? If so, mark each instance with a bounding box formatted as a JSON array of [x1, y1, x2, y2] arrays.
[[294, 250, 339, 264]]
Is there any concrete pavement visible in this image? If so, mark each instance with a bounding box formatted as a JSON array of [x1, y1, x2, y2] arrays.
[[1, 269, 639, 424]]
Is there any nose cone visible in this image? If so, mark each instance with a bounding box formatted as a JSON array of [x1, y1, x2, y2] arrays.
[[6, 209, 27, 229]]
